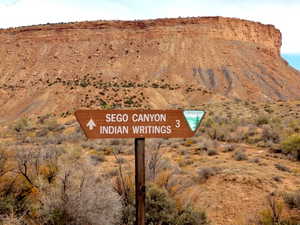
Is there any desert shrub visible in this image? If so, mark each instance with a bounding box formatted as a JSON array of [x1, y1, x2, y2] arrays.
[[213, 124, 236, 141], [115, 157, 126, 164], [171, 143, 179, 149], [281, 134, 300, 160], [264, 107, 274, 114], [195, 142, 208, 152], [287, 119, 300, 133], [14, 145, 61, 188], [39, 160, 121, 225], [233, 150, 248, 161], [80, 142, 97, 150], [256, 116, 269, 126], [269, 144, 282, 154], [261, 125, 280, 144], [274, 164, 291, 173], [0, 196, 17, 216], [89, 150, 106, 165], [197, 167, 219, 181], [65, 129, 85, 142], [174, 206, 209, 225], [206, 127, 217, 140], [228, 125, 258, 143], [222, 144, 236, 152], [112, 167, 135, 202], [259, 210, 299, 225], [12, 118, 30, 133], [207, 149, 218, 156], [0, 211, 24, 225], [102, 146, 115, 155], [0, 195, 27, 219], [37, 114, 51, 124], [119, 202, 135, 225], [178, 157, 194, 167], [195, 139, 216, 153], [272, 176, 283, 183], [203, 118, 214, 128], [157, 158, 179, 173], [41, 118, 61, 132], [258, 193, 300, 225], [15, 147, 42, 188], [249, 158, 260, 164], [110, 139, 121, 145], [119, 184, 209, 225], [258, 194, 284, 225], [145, 184, 177, 225], [107, 168, 119, 178], [257, 141, 272, 148], [36, 127, 49, 137], [284, 190, 300, 209], [145, 141, 164, 181], [178, 149, 188, 156], [154, 170, 174, 191], [0, 150, 8, 177], [39, 134, 67, 145]]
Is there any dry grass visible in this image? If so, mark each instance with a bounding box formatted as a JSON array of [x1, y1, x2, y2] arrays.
[[0, 100, 299, 224]]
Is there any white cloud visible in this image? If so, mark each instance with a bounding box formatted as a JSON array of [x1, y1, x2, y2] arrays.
[[0, 0, 299, 53], [0, 0, 134, 27], [145, 0, 300, 53]]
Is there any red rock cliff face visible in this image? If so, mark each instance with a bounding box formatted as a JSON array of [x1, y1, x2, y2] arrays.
[[0, 16, 282, 55], [0, 17, 299, 118]]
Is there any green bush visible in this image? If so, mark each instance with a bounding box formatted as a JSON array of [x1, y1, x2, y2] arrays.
[[12, 118, 29, 133], [0, 195, 26, 217], [258, 195, 300, 225], [255, 116, 269, 126], [120, 184, 177, 225], [119, 184, 209, 225], [281, 134, 300, 160], [0, 196, 16, 215], [145, 184, 177, 225], [44, 208, 70, 225], [175, 206, 209, 225]]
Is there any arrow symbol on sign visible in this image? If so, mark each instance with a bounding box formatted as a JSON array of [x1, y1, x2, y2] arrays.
[[86, 118, 96, 130]]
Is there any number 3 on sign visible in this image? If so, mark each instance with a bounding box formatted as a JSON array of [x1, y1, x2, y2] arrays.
[[175, 120, 181, 128]]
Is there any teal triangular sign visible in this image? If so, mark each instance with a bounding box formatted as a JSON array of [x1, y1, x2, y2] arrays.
[[183, 110, 205, 132]]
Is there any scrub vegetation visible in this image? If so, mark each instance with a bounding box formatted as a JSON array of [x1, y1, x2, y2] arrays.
[[0, 100, 299, 224]]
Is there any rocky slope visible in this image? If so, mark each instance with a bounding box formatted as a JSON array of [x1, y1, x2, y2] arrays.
[[0, 17, 299, 119]]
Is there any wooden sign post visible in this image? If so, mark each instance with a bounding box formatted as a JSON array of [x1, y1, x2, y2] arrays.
[[135, 138, 145, 225], [75, 109, 205, 225]]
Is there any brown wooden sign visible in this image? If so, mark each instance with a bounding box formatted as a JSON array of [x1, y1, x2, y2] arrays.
[[75, 109, 205, 139], [75, 109, 205, 225]]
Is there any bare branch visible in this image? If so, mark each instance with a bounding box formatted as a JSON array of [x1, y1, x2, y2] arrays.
[[15, 147, 41, 189], [146, 140, 163, 181]]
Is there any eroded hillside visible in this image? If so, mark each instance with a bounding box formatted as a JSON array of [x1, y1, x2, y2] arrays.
[[0, 17, 300, 120]]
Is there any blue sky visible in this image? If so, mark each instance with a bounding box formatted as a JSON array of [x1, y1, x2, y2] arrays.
[[282, 54, 300, 70], [0, 0, 299, 70]]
